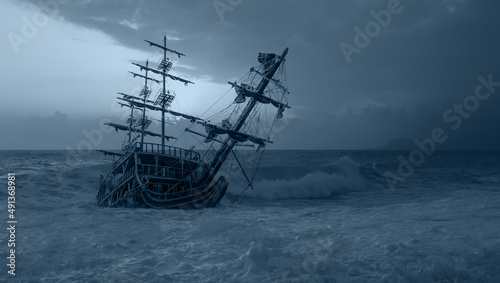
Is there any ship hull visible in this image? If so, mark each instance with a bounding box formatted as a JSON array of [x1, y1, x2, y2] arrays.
[[96, 143, 227, 209]]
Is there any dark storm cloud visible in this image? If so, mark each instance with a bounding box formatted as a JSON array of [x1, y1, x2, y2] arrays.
[[8, 0, 500, 149]]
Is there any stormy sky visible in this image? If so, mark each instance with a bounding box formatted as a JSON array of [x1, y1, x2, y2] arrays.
[[1, 0, 499, 150]]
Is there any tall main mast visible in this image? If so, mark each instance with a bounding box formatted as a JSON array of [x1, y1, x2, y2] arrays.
[[142, 35, 193, 152], [161, 35, 167, 152]]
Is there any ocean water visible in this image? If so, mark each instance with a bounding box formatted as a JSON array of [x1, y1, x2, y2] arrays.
[[1, 150, 499, 282]]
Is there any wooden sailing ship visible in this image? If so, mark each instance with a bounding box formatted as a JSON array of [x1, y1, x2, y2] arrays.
[[96, 36, 290, 208]]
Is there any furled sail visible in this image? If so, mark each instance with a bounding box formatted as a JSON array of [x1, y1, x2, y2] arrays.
[[197, 121, 269, 148], [132, 63, 194, 86], [119, 97, 202, 123], [105, 122, 175, 140], [128, 72, 161, 84], [118, 97, 161, 111], [118, 92, 155, 104], [168, 110, 202, 123], [228, 81, 290, 118]]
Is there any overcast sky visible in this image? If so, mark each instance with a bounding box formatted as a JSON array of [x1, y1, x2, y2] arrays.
[[1, 0, 499, 150]]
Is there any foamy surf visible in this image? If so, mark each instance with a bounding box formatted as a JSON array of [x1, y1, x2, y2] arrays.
[[229, 156, 369, 200]]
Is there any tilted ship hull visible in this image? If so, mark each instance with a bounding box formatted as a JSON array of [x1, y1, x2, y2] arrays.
[[96, 36, 289, 209], [96, 143, 227, 208]]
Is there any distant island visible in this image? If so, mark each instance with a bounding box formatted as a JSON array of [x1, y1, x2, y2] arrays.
[[372, 137, 495, 151]]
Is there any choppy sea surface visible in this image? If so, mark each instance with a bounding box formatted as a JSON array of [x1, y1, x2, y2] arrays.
[[0, 150, 499, 282]]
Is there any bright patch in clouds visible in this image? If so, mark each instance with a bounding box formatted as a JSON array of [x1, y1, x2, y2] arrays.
[[0, 2, 149, 118], [119, 20, 139, 30]]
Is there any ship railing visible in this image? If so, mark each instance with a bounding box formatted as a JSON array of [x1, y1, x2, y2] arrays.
[[113, 143, 200, 167], [137, 163, 203, 183], [135, 142, 200, 162]]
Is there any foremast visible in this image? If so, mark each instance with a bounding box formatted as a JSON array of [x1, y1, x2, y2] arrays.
[[108, 60, 162, 151], [201, 48, 289, 186]]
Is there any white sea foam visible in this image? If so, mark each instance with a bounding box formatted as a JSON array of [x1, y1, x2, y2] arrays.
[[230, 156, 369, 200]]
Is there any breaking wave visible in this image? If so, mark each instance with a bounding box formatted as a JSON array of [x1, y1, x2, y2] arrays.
[[228, 156, 372, 200]]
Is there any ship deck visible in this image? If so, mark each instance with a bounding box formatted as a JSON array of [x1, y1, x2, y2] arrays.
[[112, 142, 201, 171]]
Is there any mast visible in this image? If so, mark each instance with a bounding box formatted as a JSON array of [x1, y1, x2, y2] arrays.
[[204, 48, 289, 182], [234, 49, 288, 132], [143, 35, 193, 153], [140, 60, 149, 149], [161, 35, 167, 153], [128, 104, 134, 142], [115, 63, 160, 150]]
